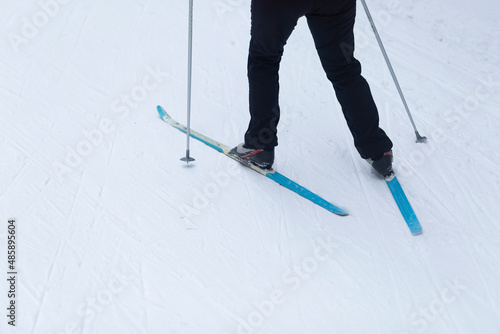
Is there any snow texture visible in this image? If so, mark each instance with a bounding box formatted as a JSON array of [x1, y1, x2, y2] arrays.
[[1, 0, 500, 333]]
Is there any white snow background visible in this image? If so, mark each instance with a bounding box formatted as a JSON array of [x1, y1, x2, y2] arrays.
[[1, 0, 500, 333]]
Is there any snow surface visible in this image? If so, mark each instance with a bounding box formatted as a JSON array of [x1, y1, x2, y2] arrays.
[[1, 0, 500, 333]]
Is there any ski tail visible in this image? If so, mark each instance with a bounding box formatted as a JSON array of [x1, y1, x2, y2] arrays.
[[386, 174, 422, 235], [267, 172, 348, 216]]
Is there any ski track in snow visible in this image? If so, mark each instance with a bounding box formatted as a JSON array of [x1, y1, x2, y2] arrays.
[[1, 0, 500, 333]]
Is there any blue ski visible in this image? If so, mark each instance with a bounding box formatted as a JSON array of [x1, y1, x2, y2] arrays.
[[385, 174, 422, 235], [157, 106, 348, 216]]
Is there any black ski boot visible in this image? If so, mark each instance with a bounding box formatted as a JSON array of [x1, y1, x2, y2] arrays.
[[230, 143, 274, 169], [367, 151, 394, 177]]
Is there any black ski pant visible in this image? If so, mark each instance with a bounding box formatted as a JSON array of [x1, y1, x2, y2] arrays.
[[244, 0, 393, 159]]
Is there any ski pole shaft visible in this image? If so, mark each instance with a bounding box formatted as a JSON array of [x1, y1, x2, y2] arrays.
[[360, 0, 426, 143], [182, 0, 196, 162]]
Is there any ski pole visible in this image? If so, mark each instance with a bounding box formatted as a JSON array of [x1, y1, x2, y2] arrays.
[[181, 0, 196, 163], [360, 0, 427, 143]]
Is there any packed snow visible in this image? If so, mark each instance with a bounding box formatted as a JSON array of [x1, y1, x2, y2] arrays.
[[1, 0, 500, 333]]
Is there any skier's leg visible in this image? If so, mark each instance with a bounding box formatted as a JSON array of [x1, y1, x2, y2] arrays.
[[245, 0, 308, 150], [306, 0, 392, 159]]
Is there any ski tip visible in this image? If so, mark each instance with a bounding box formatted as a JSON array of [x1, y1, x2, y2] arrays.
[[156, 105, 170, 119], [156, 105, 164, 116]]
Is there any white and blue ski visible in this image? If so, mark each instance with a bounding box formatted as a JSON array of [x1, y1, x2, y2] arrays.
[[385, 174, 422, 235], [157, 106, 348, 216]]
